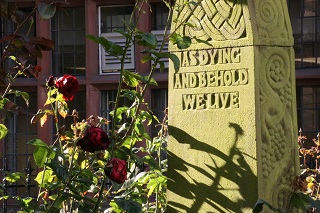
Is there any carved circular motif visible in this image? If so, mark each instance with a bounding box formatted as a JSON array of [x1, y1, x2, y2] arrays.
[[266, 54, 288, 89], [257, 0, 283, 31]]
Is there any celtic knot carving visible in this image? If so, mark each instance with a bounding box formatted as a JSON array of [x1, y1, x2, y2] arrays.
[[174, 0, 247, 41]]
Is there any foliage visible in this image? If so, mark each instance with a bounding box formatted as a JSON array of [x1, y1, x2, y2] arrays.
[[0, 0, 198, 212]]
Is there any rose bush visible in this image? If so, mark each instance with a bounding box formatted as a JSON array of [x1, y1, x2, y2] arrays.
[[55, 74, 79, 101], [0, 1, 177, 212]]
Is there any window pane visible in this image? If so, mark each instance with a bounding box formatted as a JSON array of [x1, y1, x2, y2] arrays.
[[151, 89, 168, 137], [294, 43, 303, 68], [100, 90, 133, 132], [151, 3, 170, 30], [2, 92, 38, 196], [288, 0, 301, 17], [57, 91, 86, 131], [296, 87, 320, 140], [303, 18, 316, 41], [304, 0, 316, 17], [52, 7, 85, 75], [100, 6, 134, 33], [291, 18, 302, 43], [289, 0, 320, 69], [302, 43, 316, 67]]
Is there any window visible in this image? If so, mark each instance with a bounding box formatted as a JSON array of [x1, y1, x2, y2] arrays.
[[99, 6, 135, 73], [288, 0, 320, 68], [2, 92, 38, 197], [0, 9, 36, 74], [151, 88, 168, 137], [296, 86, 320, 146], [55, 91, 86, 136], [101, 90, 133, 132], [151, 3, 170, 31], [151, 3, 170, 70], [51, 7, 86, 75]]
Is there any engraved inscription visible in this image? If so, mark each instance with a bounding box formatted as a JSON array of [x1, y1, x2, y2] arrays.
[[182, 92, 239, 110], [174, 69, 248, 89], [180, 48, 241, 67], [174, 47, 248, 110]]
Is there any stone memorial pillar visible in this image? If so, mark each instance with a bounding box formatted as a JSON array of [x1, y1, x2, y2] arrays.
[[167, 0, 300, 212]]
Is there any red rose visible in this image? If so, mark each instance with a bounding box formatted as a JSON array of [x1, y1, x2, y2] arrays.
[[107, 158, 127, 184], [76, 126, 110, 153], [55, 75, 79, 101]]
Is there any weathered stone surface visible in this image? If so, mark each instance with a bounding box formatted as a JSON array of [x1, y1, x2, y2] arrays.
[[168, 0, 299, 212]]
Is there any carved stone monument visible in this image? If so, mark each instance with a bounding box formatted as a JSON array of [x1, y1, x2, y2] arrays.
[[168, 0, 300, 212]]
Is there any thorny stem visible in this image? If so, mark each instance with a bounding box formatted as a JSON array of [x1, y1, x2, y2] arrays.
[[92, 173, 107, 213], [34, 158, 48, 212], [155, 110, 168, 212], [93, 1, 147, 212], [2, 72, 19, 98], [0, 5, 38, 64], [109, 0, 142, 158], [94, 0, 172, 211], [122, 0, 173, 141]]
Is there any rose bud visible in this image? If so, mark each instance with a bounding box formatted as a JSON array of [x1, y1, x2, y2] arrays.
[[106, 158, 127, 184], [76, 126, 110, 153], [46, 76, 55, 87], [55, 75, 79, 101]]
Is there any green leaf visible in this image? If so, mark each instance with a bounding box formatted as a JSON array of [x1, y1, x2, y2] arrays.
[[141, 56, 154, 63], [113, 29, 131, 39], [137, 32, 158, 48], [52, 194, 68, 210], [139, 111, 153, 126], [134, 121, 150, 140], [38, 2, 56, 20], [46, 160, 69, 182], [28, 139, 53, 167], [0, 124, 8, 139], [193, 37, 213, 47], [167, 53, 180, 72], [147, 179, 159, 197], [27, 138, 48, 148], [109, 42, 124, 56], [122, 70, 141, 87], [115, 198, 142, 213], [86, 34, 99, 43], [34, 169, 54, 186], [87, 35, 120, 56], [141, 76, 158, 86], [5, 172, 23, 183], [290, 192, 319, 211], [111, 106, 129, 123], [143, 155, 159, 170], [98, 36, 111, 51], [14, 91, 29, 106], [252, 199, 282, 213], [170, 33, 191, 49], [121, 89, 137, 101], [0, 97, 10, 109], [122, 136, 137, 149], [33, 146, 48, 168]]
